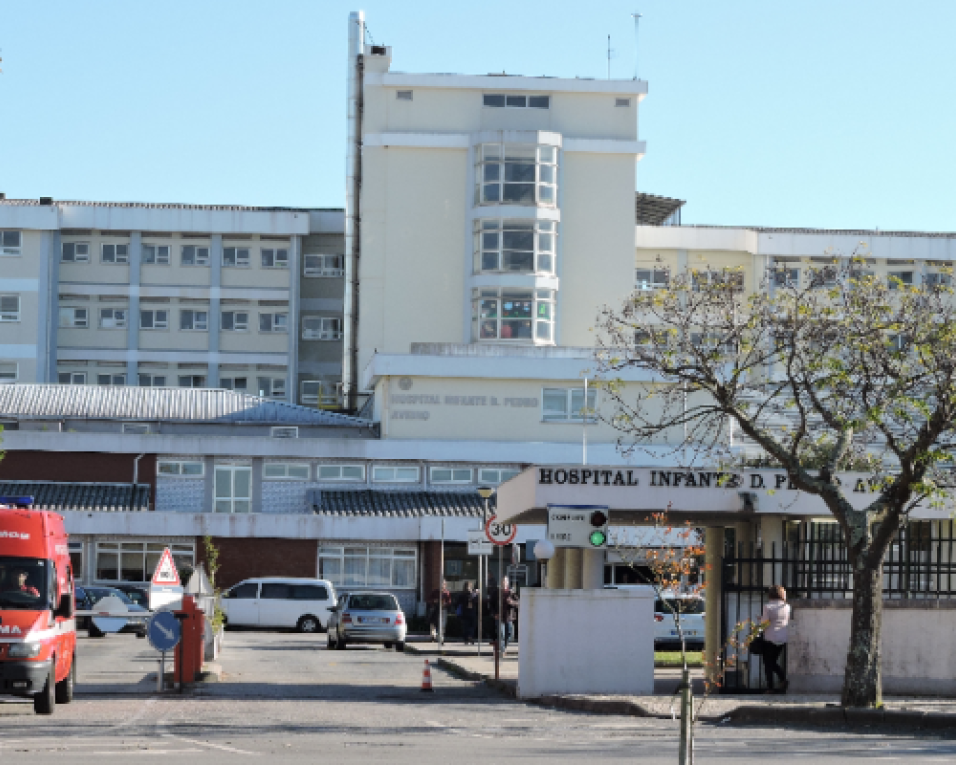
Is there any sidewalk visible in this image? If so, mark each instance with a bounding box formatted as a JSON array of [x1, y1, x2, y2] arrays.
[[415, 645, 956, 731]]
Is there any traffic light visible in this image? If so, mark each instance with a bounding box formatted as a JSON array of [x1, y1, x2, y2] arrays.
[[588, 510, 608, 547]]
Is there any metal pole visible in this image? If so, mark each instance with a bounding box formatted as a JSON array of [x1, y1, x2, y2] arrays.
[[158, 651, 164, 692], [495, 549, 502, 680], [679, 667, 694, 764], [439, 518, 445, 647], [477, 551, 482, 657]]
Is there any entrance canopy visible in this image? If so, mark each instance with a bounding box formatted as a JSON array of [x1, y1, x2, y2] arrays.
[[495, 465, 946, 526]]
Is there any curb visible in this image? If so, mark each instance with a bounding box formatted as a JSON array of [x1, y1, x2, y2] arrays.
[[727, 704, 956, 731], [432, 657, 517, 698]]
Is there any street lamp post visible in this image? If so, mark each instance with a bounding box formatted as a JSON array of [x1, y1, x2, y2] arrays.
[[477, 486, 495, 674]]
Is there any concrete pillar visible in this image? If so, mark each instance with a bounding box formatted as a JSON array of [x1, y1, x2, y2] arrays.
[[582, 549, 604, 590], [548, 548, 566, 589], [565, 548, 583, 590], [704, 527, 723, 685]]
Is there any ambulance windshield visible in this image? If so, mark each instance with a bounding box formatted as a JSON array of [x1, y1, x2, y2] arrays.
[[0, 557, 49, 609]]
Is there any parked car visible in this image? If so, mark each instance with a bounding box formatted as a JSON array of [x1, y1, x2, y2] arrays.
[[326, 591, 406, 651], [604, 585, 705, 648], [112, 584, 150, 610], [75, 585, 148, 638], [221, 577, 336, 633]]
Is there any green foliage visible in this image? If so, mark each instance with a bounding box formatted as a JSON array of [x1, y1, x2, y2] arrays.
[[202, 535, 226, 632]]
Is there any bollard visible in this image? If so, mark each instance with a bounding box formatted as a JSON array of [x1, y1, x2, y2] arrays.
[[173, 596, 206, 687]]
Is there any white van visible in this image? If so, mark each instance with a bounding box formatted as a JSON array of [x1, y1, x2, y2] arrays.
[[221, 577, 336, 633]]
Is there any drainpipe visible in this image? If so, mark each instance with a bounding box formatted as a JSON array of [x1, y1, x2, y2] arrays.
[[130, 453, 145, 512], [343, 10, 365, 413]]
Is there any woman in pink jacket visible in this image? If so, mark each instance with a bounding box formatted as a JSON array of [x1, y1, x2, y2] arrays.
[[760, 585, 791, 693]]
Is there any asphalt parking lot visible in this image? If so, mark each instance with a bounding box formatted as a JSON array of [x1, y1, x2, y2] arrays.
[[3, 631, 956, 763]]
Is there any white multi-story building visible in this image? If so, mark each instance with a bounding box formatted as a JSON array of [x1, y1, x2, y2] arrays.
[[0, 199, 347, 408]]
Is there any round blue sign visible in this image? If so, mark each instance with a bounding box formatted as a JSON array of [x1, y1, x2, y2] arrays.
[[147, 611, 181, 652]]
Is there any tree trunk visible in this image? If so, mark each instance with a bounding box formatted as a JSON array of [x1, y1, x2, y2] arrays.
[[841, 564, 883, 707]]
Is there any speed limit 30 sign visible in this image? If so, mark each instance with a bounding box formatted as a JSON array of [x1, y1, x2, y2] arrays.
[[485, 514, 518, 546]]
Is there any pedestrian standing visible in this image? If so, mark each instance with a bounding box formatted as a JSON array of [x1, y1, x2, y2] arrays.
[[760, 584, 791, 693], [499, 576, 519, 654], [459, 581, 479, 644], [486, 575, 499, 645]]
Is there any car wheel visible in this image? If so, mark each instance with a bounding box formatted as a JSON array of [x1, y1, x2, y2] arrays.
[[297, 615, 321, 634], [395, 641, 405, 652], [336, 635, 347, 651], [88, 624, 105, 639], [327, 631, 336, 649], [55, 654, 75, 705], [34, 662, 56, 715]]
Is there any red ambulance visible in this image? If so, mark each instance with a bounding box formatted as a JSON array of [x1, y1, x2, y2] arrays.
[[0, 498, 77, 714]]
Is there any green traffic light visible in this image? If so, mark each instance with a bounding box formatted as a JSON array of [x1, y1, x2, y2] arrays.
[[589, 530, 607, 547]]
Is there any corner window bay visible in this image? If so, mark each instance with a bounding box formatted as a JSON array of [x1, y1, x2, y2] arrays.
[[474, 288, 554, 343]]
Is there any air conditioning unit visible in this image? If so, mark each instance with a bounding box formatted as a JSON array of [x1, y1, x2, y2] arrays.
[[271, 427, 299, 439]]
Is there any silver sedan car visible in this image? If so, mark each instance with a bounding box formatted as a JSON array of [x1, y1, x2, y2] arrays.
[[326, 592, 406, 651]]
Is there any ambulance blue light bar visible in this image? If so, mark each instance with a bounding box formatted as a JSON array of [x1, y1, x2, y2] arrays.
[[0, 496, 34, 508]]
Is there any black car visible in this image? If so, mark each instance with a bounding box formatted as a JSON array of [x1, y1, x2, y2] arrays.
[[75, 585, 148, 638], [112, 584, 150, 609]]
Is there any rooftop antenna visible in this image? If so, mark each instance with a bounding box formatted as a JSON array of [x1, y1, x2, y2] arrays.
[[631, 12, 642, 80], [607, 35, 614, 80]]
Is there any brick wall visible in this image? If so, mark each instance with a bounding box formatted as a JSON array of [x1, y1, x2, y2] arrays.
[[198, 537, 319, 589], [422, 540, 441, 601], [0, 451, 157, 497]]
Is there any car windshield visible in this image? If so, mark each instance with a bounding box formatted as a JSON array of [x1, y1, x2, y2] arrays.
[[656, 598, 705, 615], [0, 556, 50, 609], [348, 594, 399, 611], [88, 588, 132, 606]]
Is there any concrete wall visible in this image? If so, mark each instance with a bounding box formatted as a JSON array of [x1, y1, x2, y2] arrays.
[[518, 588, 654, 698], [789, 600, 956, 695]]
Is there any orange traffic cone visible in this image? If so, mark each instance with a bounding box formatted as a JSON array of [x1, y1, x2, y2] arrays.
[[421, 659, 434, 692]]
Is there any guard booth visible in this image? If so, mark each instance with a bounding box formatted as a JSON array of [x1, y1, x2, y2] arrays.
[[496, 464, 956, 697]]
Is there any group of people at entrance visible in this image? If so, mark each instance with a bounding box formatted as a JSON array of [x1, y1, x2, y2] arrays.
[[427, 576, 519, 652]]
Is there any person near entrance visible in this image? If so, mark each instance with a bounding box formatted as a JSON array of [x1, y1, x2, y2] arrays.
[[458, 581, 479, 644], [428, 580, 452, 642], [760, 585, 791, 693], [499, 576, 519, 654]]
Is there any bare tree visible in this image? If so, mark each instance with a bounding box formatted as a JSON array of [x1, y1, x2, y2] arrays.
[[595, 256, 956, 707]]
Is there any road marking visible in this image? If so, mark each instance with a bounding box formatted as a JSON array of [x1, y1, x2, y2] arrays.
[[160, 733, 255, 755]]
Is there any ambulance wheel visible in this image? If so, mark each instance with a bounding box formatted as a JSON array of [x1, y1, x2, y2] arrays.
[[34, 663, 56, 715], [55, 654, 75, 705]]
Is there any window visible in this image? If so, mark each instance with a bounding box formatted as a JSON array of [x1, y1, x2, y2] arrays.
[[122, 423, 149, 434], [180, 310, 208, 331], [179, 375, 206, 388], [0, 295, 20, 322], [261, 249, 289, 268], [809, 265, 839, 289], [95, 541, 194, 583], [59, 307, 88, 328], [221, 376, 248, 392], [158, 461, 204, 477], [476, 143, 558, 206], [58, 371, 86, 385], [97, 374, 125, 386], [473, 288, 555, 344], [478, 468, 520, 485], [259, 313, 288, 333], [260, 583, 293, 599], [228, 582, 258, 599], [635, 268, 670, 291], [372, 465, 421, 483], [483, 94, 550, 109], [223, 247, 250, 267], [693, 269, 745, 292], [888, 271, 914, 290], [304, 254, 344, 277], [926, 271, 953, 288], [318, 464, 366, 482], [396, 90, 413, 101], [429, 467, 473, 484], [318, 546, 416, 588], [181, 245, 210, 266], [99, 308, 127, 329], [220, 311, 249, 332], [0, 363, 18, 383], [301, 316, 342, 340], [258, 377, 286, 399], [542, 387, 597, 422], [138, 373, 167, 387], [140, 309, 168, 330], [214, 466, 252, 513], [475, 220, 556, 275], [772, 267, 800, 288], [101, 244, 129, 264], [301, 380, 340, 407], [142, 245, 171, 265], [61, 243, 90, 262], [615, 98, 631, 107], [264, 463, 310, 480], [1, 231, 21, 256], [270, 426, 298, 439]]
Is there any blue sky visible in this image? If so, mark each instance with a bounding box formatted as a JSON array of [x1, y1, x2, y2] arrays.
[[1, 1, 954, 230]]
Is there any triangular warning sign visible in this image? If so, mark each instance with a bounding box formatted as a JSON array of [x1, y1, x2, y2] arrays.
[[151, 547, 181, 586]]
